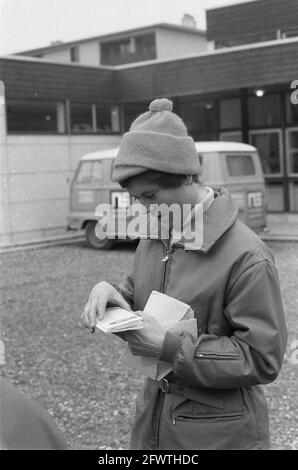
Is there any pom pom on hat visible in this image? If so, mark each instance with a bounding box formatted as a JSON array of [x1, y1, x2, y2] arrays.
[[149, 98, 173, 113]]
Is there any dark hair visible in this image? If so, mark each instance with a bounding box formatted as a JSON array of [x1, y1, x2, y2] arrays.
[[119, 170, 199, 189]]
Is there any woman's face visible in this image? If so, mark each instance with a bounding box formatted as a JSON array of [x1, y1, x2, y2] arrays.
[[126, 177, 197, 213]]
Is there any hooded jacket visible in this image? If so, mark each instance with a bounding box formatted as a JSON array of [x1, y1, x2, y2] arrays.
[[114, 186, 288, 450]]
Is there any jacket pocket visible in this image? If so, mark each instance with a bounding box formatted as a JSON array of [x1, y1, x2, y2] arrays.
[[169, 388, 244, 422], [159, 390, 259, 450], [195, 351, 240, 360], [171, 411, 243, 425]]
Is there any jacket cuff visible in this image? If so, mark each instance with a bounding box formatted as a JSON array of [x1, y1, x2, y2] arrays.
[[159, 331, 183, 363]]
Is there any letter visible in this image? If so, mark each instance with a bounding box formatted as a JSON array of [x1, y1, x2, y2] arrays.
[[116, 207, 128, 240], [126, 457, 133, 468], [290, 80, 298, 105], [127, 203, 147, 239], [95, 203, 115, 240], [183, 202, 203, 248], [172, 455, 181, 464], [154, 455, 170, 464], [152, 203, 182, 240], [98, 457, 104, 465]]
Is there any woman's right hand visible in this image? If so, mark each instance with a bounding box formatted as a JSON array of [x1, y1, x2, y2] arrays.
[[81, 281, 132, 333]]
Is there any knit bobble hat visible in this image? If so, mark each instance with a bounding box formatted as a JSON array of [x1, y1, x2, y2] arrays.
[[111, 98, 200, 183]]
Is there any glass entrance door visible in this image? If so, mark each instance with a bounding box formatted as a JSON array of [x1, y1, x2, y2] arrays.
[[249, 129, 284, 212]]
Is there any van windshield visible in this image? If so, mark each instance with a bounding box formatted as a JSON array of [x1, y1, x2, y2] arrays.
[[226, 154, 256, 176], [75, 160, 102, 184]]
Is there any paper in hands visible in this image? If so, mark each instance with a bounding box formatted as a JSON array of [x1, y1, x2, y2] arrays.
[[96, 307, 143, 333], [122, 291, 198, 381]]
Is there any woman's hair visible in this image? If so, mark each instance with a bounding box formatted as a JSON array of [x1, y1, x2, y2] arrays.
[[119, 170, 200, 189]]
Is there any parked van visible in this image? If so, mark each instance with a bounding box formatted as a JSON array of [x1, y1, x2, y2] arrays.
[[67, 142, 267, 249]]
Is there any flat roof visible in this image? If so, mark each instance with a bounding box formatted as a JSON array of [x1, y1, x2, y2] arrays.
[[80, 141, 256, 161], [15, 23, 206, 56], [0, 53, 114, 71], [206, 0, 258, 12]]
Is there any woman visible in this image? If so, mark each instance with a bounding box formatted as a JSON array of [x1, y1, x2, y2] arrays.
[[81, 98, 287, 450]]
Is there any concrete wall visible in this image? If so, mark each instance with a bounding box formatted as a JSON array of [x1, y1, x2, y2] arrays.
[[40, 49, 71, 63], [155, 29, 207, 59], [0, 133, 121, 247], [79, 41, 101, 65], [41, 41, 101, 66]]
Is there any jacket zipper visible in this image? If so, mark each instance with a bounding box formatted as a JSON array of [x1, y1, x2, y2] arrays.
[[161, 243, 173, 291], [195, 351, 240, 360], [172, 412, 242, 425], [156, 241, 173, 449]]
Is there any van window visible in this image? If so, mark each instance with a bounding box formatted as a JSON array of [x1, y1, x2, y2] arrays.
[[76, 161, 102, 184], [226, 154, 255, 176]]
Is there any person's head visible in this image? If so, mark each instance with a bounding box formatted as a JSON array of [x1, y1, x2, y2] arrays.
[[111, 98, 202, 211], [119, 170, 201, 211]]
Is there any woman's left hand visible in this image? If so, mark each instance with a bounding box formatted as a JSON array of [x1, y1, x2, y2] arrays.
[[124, 311, 166, 358]]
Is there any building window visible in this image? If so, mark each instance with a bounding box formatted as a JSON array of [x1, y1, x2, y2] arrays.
[[248, 94, 281, 127], [265, 182, 285, 212], [70, 46, 80, 62], [110, 105, 120, 132], [287, 129, 298, 175], [100, 33, 156, 65], [180, 101, 217, 138], [123, 102, 149, 131], [286, 97, 298, 124], [219, 98, 241, 130], [95, 104, 120, 132], [249, 130, 283, 175], [70, 103, 93, 132], [70, 103, 120, 134], [135, 33, 156, 55], [6, 100, 65, 133]]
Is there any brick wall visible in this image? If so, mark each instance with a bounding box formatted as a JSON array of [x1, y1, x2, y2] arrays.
[[206, 0, 298, 44], [117, 40, 298, 101], [0, 57, 117, 102]]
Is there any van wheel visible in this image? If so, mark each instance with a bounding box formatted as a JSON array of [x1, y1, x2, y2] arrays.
[[85, 221, 114, 250]]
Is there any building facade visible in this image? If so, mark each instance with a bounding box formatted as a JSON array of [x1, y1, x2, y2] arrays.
[[16, 23, 207, 66], [1, 0, 298, 247]]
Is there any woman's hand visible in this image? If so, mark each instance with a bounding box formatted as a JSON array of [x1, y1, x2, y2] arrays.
[[125, 311, 166, 358], [81, 281, 132, 333]]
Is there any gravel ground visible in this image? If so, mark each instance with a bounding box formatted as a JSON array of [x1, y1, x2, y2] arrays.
[[0, 240, 297, 450]]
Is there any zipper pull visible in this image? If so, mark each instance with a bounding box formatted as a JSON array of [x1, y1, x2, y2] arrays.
[[162, 249, 171, 262]]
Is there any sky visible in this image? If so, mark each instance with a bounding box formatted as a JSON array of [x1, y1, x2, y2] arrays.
[[0, 0, 255, 55]]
